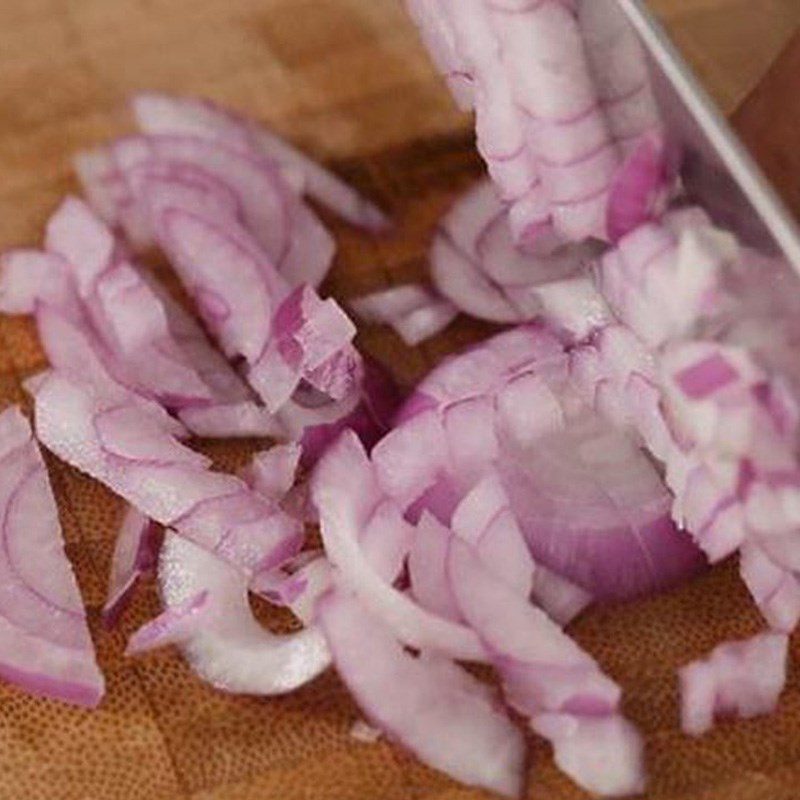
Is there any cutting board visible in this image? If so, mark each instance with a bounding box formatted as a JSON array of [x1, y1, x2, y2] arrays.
[[0, 2, 799, 799]]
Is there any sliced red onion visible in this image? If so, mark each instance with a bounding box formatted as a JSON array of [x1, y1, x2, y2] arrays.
[[445, 0, 539, 211], [33, 305, 188, 439], [125, 590, 210, 655], [316, 590, 526, 798], [447, 536, 645, 797], [149, 200, 361, 416], [0, 407, 103, 707], [312, 431, 488, 662], [430, 180, 596, 323], [31, 371, 302, 577], [408, 511, 462, 622], [350, 284, 457, 345], [255, 284, 360, 411], [679, 633, 788, 736], [45, 198, 228, 409], [130, 92, 390, 232], [102, 506, 162, 627], [153, 533, 331, 694], [12, 199, 278, 438], [485, 0, 620, 241], [663, 342, 786, 458], [392, 327, 703, 601], [78, 134, 335, 287]]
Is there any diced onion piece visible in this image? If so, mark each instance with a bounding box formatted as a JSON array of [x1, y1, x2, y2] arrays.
[[679, 633, 788, 736]]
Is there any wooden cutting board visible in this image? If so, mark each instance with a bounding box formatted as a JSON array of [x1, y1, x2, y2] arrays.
[[0, 2, 799, 799]]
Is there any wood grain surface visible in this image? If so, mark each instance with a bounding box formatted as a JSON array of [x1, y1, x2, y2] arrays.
[[0, 2, 798, 800]]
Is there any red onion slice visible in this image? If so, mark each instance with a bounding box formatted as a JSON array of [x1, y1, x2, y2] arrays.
[[31, 372, 302, 577], [126, 590, 210, 655], [485, 0, 620, 241], [34, 305, 188, 438], [148, 198, 361, 416], [679, 633, 788, 736], [0, 407, 103, 707], [45, 198, 229, 410], [312, 431, 488, 662], [130, 92, 390, 232], [430, 180, 601, 325], [447, 536, 645, 797], [351, 284, 457, 345], [153, 533, 331, 694], [316, 590, 526, 798], [408, 511, 463, 622], [102, 506, 161, 627], [10, 199, 278, 438]]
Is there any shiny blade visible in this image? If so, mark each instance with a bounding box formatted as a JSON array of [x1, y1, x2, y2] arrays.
[[617, 0, 800, 271]]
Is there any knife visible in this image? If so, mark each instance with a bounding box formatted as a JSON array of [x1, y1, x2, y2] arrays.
[[616, 0, 800, 272]]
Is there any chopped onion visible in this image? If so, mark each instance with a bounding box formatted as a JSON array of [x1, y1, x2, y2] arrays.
[[605, 133, 673, 243], [679, 633, 788, 736], [152, 533, 331, 694], [430, 180, 596, 323], [392, 327, 703, 600], [0, 407, 103, 707], [316, 590, 526, 798], [447, 536, 645, 797], [103, 506, 161, 627], [312, 431, 487, 662], [351, 284, 457, 345], [77, 134, 336, 287], [126, 590, 210, 655], [31, 371, 302, 577], [130, 92, 390, 233]]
